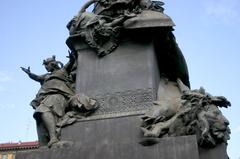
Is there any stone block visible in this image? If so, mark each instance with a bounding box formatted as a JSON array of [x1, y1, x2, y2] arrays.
[[67, 33, 160, 119], [16, 135, 199, 159]]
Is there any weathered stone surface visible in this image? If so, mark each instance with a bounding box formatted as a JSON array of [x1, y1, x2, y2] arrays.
[[19, 0, 230, 158], [199, 143, 228, 159], [21, 54, 77, 147], [141, 79, 231, 149], [16, 135, 199, 159], [69, 33, 160, 119], [60, 112, 228, 159], [124, 10, 175, 28], [61, 115, 142, 145]]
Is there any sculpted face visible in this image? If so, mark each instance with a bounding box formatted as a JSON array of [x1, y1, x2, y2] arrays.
[[206, 105, 230, 140], [44, 62, 55, 72]]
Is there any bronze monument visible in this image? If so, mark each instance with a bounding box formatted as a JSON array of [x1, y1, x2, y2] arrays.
[[17, 0, 230, 159]]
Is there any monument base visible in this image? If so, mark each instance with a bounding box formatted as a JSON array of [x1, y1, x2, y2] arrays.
[[16, 135, 199, 159], [16, 115, 228, 159]]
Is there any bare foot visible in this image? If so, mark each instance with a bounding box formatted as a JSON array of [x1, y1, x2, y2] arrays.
[[47, 137, 59, 148]]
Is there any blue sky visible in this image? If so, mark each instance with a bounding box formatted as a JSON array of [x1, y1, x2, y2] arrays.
[[0, 0, 239, 158]]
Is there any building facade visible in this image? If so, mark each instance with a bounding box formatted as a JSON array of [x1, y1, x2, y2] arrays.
[[0, 141, 38, 159]]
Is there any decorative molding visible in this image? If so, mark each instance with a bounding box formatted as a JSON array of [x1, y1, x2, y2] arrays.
[[79, 88, 156, 121], [95, 88, 154, 114]]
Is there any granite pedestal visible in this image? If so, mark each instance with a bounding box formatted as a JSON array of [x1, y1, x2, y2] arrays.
[[16, 135, 199, 159], [16, 28, 228, 159], [68, 30, 160, 120]]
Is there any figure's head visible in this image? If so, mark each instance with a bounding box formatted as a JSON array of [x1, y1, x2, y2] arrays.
[[198, 87, 206, 95], [67, 16, 78, 34], [206, 105, 230, 143], [43, 55, 63, 72]]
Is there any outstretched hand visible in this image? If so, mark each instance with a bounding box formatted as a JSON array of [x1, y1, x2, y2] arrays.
[[66, 50, 76, 61], [20, 66, 31, 74]]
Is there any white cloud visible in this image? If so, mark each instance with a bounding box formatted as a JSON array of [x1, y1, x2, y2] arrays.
[[204, 0, 240, 24], [0, 72, 11, 82]]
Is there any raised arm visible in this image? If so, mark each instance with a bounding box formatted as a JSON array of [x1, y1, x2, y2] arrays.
[[21, 66, 45, 84], [63, 50, 77, 73]]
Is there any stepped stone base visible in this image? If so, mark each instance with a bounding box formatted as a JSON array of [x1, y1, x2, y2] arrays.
[[16, 135, 199, 159], [199, 143, 228, 159], [16, 115, 228, 159]]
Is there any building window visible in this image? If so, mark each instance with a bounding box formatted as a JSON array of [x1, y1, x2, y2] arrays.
[[2, 154, 7, 159], [8, 153, 14, 159]]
